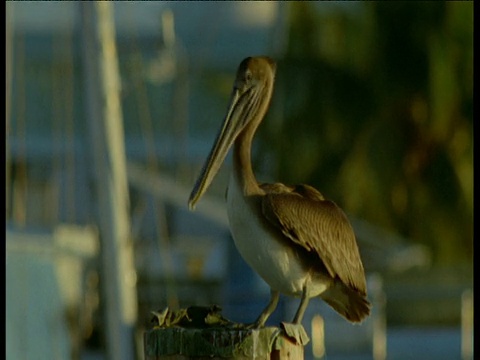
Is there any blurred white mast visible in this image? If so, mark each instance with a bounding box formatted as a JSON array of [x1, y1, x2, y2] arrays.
[[80, 3, 138, 359]]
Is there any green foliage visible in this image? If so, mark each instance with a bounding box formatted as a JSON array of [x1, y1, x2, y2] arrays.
[[259, 2, 473, 265]]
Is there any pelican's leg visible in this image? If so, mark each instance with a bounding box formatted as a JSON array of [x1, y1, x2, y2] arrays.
[[293, 287, 310, 324], [251, 289, 280, 328]]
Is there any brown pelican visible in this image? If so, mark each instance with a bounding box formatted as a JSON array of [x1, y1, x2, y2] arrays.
[[189, 56, 371, 327]]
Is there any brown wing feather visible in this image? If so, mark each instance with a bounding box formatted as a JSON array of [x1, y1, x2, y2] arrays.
[[261, 183, 367, 294]]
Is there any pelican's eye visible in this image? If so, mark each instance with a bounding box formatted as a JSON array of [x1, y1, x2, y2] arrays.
[[244, 70, 253, 84]]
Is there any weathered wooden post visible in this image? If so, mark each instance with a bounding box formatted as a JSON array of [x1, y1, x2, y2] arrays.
[[144, 306, 308, 359]]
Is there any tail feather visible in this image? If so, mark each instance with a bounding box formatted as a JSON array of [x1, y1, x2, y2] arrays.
[[320, 282, 371, 323]]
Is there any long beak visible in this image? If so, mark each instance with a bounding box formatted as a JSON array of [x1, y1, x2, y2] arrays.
[[188, 88, 246, 210]]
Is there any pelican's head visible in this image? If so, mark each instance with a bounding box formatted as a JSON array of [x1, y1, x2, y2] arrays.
[[188, 56, 277, 209]]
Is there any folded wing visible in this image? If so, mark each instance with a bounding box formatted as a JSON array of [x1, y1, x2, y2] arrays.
[[261, 183, 367, 295]]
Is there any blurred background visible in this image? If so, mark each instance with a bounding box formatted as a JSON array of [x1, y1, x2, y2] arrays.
[[6, 2, 473, 360]]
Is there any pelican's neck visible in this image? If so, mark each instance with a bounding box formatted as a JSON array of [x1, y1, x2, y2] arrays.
[[233, 72, 275, 196], [233, 126, 261, 196]]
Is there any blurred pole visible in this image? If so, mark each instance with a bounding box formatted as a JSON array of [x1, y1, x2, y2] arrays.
[[461, 289, 473, 360], [311, 314, 325, 359], [80, 3, 138, 360], [370, 273, 387, 360], [6, 2, 14, 220]]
